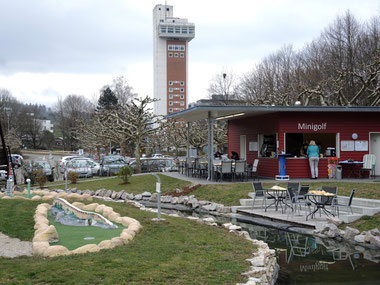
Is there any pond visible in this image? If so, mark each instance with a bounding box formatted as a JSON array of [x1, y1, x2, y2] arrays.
[[155, 206, 380, 284]]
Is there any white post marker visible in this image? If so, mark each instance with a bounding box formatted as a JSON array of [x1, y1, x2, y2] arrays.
[[156, 182, 161, 220]]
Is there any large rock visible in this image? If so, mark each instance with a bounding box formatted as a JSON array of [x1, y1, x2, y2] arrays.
[[84, 190, 94, 196], [82, 203, 99, 211], [344, 227, 360, 240], [72, 244, 100, 254], [171, 197, 179, 204], [98, 240, 115, 249], [33, 225, 59, 243], [121, 192, 128, 200], [111, 237, 125, 247], [45, 245, 70, 257], [141, 191, 151, 197], [134, 194, 142, 200], [111, 191, 118, 199], [104, 190, 112, 198], [32, 241, 49, 256], [72, 202, 85, 209], [31, 195, 42, 201], [126, 193, 134, 200], [354, 234, 366, 243], [370, 228, 380, 237], [326, 216, 343, 226], [178, 196, 189, 204], [369, 235, 380, 248], [116, 190, 125, 200]]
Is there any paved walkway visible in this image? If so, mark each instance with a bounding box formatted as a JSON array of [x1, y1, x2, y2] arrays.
[[161, 171, 380, 185], [0, 232, 32, 258]]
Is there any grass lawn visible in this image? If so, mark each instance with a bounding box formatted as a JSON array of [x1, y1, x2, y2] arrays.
[[48, 213, 126, 251], [340, 212, 380, 232], [0, 200, 40, 240], [192, 181, 380, 206], [0, 199, 256, 284], [46, 174, 191, 194]]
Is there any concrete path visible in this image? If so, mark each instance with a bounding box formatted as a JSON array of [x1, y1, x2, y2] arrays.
[[0, 232, 32, 258]]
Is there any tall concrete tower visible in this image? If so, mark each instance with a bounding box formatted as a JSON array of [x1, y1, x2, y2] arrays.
[[153, 4, 195, 116]]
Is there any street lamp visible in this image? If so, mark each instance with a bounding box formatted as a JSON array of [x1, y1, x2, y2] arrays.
[[223, 73, 228, 104]]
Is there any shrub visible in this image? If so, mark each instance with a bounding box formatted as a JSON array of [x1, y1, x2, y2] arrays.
[[117, 166, 133, 184], [35, 170, 47, 188], [68, 171, 80, 184], [23, 161, 42, 185]]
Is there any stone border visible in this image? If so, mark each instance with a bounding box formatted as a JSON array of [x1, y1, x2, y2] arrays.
[[32, 201, 142, 258]]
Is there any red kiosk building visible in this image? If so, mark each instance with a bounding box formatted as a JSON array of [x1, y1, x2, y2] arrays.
[[168, 105, 380, 179]]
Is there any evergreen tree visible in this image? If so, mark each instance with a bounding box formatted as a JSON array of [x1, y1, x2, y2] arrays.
[[97, 87, 118, 112]]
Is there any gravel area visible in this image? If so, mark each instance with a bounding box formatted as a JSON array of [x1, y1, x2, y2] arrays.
[[0, 232, 32, 258]]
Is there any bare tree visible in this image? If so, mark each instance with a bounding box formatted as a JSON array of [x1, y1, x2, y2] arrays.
[[207, 69, 238, 104], [111, 75, 137, 106]]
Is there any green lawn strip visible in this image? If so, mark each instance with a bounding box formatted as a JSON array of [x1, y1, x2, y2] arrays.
[[340, 212, 380, 232], [0, 200, 40, 241], [47, 213, 125, 251], [46, 174, 191, 194], [192, 182, 380, 206], [0, 200, 256, 284]]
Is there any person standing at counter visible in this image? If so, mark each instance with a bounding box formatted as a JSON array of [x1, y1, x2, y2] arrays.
[[307, 140, 320, 179]]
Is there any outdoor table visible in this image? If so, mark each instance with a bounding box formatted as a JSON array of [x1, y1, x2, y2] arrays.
[[306, 191, 336, 221], [339, 160, 363, 178], [263, 186, 288, 213]]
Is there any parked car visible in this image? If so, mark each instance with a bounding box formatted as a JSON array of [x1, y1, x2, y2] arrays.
[[66, 157, 100, 176], [24, 160, 54, 183], [100, 156, 128, 176], [0, 170, 6, 181], [11, 154, 23, 168], [65, 159, 93, 178], [129, 158, 177, 173], [60, 156, 83, 173]]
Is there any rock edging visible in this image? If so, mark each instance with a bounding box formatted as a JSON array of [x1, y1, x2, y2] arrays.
[[32, 202, 142, 258], [314, 217, 380, 250]]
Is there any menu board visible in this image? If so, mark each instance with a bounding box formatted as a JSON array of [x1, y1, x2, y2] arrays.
[[249, 141, 258, 152], [341, 140, 355, 151], [355, 140, 368, 151]]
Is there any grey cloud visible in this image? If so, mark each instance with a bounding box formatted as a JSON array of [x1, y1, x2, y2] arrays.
[[0, 0, 151, 75]]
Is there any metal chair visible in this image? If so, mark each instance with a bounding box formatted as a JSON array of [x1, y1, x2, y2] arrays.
[[333, 189, 355, 217], [216, 160, 233, 182], [234, 160, 246, 181], [251, 182, 274, 209], [251, 159, 259, 180]]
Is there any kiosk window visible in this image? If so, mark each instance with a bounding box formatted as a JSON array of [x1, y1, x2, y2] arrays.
[[285, 133, 337, 157], [259, 134, 276, 157]]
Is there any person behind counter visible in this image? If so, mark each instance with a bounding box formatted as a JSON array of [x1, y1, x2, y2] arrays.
[[307, 140, 320, 179], [300, 143, 308, 157], [231, 151, 240, 160]]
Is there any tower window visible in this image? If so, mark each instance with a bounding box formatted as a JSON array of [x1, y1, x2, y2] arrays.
[[180, 88, 184, 92], [169, 81, 173, 85], [169, 88, 173, 92], [180, 102, 184, 106], [174, 53, 178, 57], [181, 27, 188, 34], [169, 94, 173, 99], [169, 101, 173, 106], [180, 81, 184, 86], [168, 53, 173, 57], [180, 53, 184, 58], [169, 108, 173, 112], [166, 8, 169, 11], [180, 95, 184, 99], [168, 26, 173, 33]]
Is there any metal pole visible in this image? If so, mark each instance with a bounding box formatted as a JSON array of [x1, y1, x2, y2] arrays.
[[26, 178, 31, 198], [186, 122, 190, 159], [151, 173, 163, 220], [207, 112, 214, 181], [65, 168, 68, 192]]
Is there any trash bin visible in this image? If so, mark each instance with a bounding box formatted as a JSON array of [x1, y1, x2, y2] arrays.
[[336, 165, 342, 180]]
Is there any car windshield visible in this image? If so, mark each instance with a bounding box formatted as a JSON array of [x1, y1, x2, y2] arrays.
[[36, 161, 50, 169], [103, 157, 125, 164], [68, 160, 89, 168]]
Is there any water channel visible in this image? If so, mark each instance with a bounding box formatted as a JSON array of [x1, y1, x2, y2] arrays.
[[152, 205, 380, 284]]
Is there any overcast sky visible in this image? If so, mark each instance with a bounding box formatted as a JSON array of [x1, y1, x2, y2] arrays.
[[0, 0, 379, 107]]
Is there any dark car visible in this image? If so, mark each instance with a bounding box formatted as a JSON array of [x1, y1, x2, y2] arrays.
[[100, 156, 128, 176]]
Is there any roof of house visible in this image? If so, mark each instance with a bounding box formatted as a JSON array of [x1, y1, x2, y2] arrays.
[[165, 105, 380, 122]]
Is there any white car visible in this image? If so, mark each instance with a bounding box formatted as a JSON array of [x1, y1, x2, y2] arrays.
[[63, 157, 100, 176], [65, 159, 93, 178]]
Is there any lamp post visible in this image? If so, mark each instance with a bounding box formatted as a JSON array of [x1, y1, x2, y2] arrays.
[[222, 73, 228, 105]]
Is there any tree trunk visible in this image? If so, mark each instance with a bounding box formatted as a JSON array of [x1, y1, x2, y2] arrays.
[[134, 140, 141, 173], [120, 139, 127, 156]]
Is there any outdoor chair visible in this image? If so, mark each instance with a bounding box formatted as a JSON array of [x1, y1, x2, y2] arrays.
[[319, 186, 338, 216], [295, 185, 311, 212], [333, 189, 355, 217], [234, 160, 246, 181], [360, 154, 376, 178], [251, 159, 259, 180], [286, 232, 310, 263], [185, 157, 194, 177], [216, 160, 233, 182], [251, 182, 274, 209]]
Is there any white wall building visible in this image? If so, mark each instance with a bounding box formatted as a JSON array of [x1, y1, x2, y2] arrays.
[[36, 119, 54, 133], [153, 4, 195, 116]]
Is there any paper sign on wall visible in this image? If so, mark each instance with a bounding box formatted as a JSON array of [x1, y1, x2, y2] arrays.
[[341, 140, 355, 151], [249, 141, 258, 152], [355, 141, 368, 151]]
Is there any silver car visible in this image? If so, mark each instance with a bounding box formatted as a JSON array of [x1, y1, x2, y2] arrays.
[[65, 159, 93, 178]]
